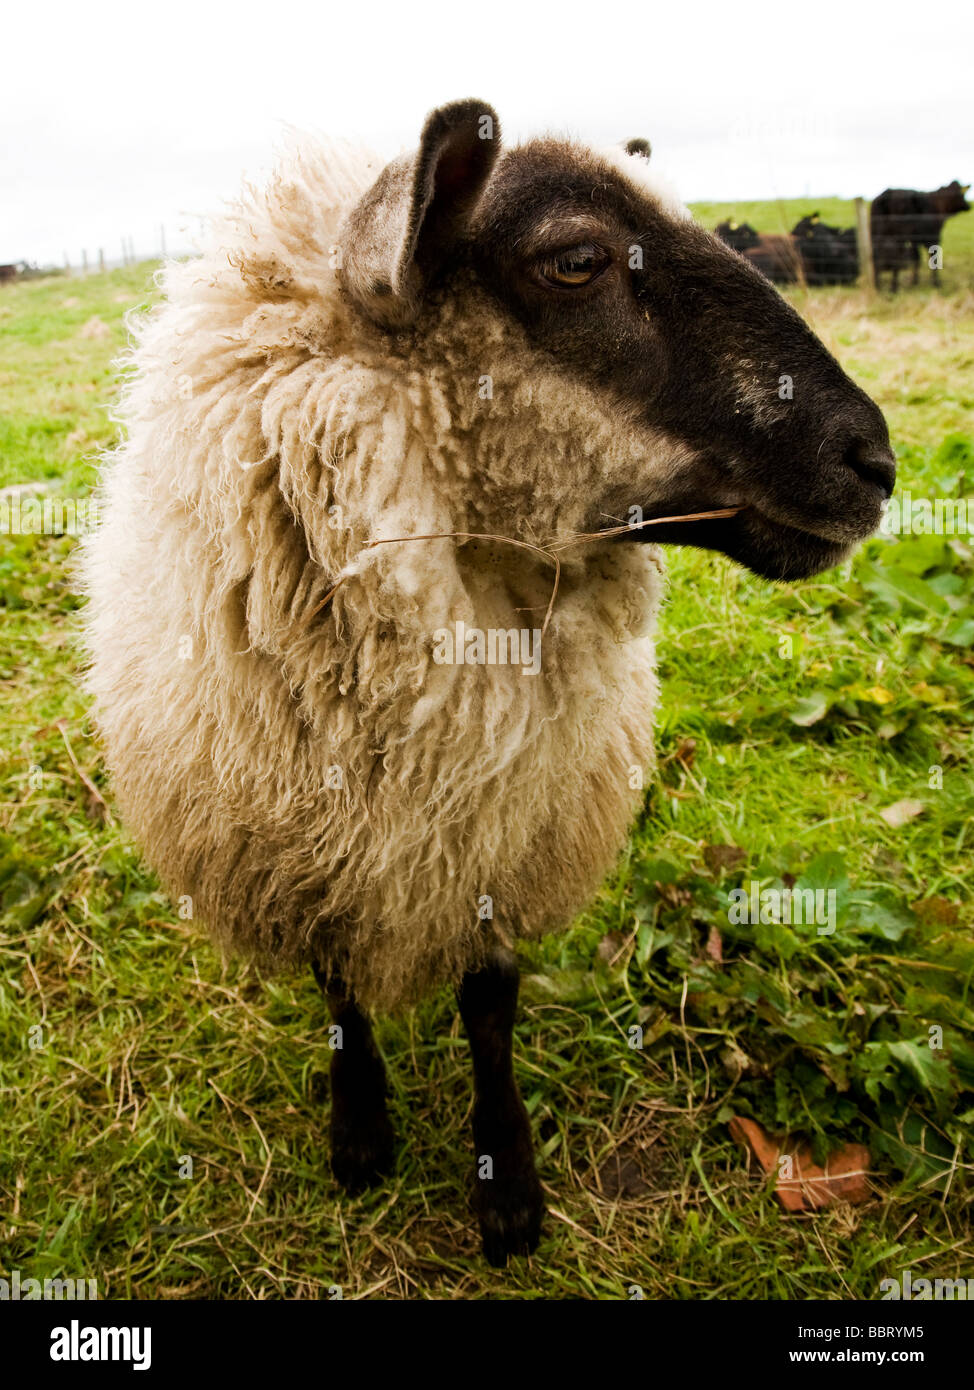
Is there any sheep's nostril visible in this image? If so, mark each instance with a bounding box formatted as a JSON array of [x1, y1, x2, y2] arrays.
[[842, 439, 896, 499]]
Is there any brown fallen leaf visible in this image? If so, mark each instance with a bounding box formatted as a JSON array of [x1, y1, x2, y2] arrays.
[[911, 895, 960, 927], [728, 1115, 871, 1212], [84, 789, 110, 827], [597, 1145, 651, 1200], [720, 1041, 751, 1079], [596, 931, 627, 964], [660, 737, 697, 769], [656, 881, 692, 909], [879, 798, 925, 828], [704, 924, 723, 964], [675, 738, 697, 768], [703, 843, 747, 874]]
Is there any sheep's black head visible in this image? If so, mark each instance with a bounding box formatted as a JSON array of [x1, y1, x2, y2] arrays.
[[338, 100, 894, 583]]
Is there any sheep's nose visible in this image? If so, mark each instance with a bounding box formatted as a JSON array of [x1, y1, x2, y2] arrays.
[[842, 438, 896, 499]]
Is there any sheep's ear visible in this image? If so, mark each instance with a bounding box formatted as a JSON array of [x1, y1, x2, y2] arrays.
[[624, 137, 652, 161], [339, 99, 501, 329]]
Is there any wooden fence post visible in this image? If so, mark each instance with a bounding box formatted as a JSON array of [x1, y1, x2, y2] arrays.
[[855, 197, 874, 291]]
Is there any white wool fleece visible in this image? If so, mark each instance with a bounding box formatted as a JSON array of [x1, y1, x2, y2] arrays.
[[79, 134, 663, 1011]]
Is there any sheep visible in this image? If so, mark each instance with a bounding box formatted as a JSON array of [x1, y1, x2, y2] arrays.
[[80, 99, 895, 1266]]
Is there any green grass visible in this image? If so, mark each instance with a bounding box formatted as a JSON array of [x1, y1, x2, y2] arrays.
[[1, 245, 973, 1300], [0, 264, 157, 490]]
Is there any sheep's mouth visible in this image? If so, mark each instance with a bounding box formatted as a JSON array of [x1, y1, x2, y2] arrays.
[[620, 503, 859, 582], [604, 438, 889, 581]]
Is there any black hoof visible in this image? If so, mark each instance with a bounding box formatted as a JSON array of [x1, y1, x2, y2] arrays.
[[330, 1107, 395, 1194], [475, 1170, 545, 1267]]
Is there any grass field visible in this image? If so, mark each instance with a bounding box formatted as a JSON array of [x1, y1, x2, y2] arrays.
[[1, 199, 973, 1299]]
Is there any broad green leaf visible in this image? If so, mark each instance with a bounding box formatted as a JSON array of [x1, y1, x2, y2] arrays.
[[790, 691, 829, 726], [942, 617, 974, 647], [859, 562, 951, 616], [846, 893, 915, 942], [885, 1040, 955, 1107]]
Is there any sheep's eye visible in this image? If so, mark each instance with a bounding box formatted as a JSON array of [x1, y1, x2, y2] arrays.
[[537, 244, 609, 287]]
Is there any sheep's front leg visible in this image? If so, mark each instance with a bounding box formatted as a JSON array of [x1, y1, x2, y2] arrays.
[[458, 945, 544, 1266], [313, 966, 395, 1193]]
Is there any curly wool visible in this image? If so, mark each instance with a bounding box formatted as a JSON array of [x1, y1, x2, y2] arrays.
[[80, 136, 664, 1011]]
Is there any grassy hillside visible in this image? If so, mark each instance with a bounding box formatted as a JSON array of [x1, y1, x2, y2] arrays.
[[1, 254, 972, 1299]]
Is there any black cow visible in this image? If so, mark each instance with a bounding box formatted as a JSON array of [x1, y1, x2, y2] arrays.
[[791, 212, 859, 285], [714, 219, 760, 254], [871, 181, 970, 290]]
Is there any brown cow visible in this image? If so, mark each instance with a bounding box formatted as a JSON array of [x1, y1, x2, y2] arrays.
[[743, 234, 802, 284]]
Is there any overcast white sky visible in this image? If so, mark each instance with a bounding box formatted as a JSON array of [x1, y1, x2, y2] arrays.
[[2, 0, 971, 264]]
